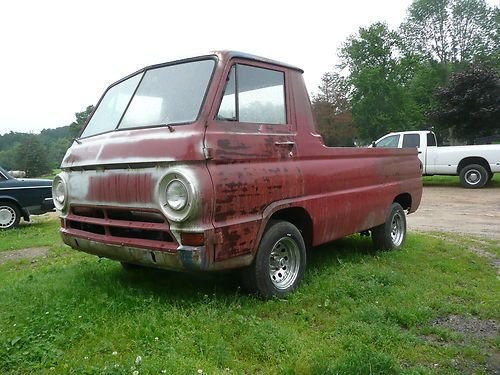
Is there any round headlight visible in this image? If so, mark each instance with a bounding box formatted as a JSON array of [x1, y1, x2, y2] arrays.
[[165, 179, 188, 211], [52, 176, 67, 210], [159, 171, 197, 223]]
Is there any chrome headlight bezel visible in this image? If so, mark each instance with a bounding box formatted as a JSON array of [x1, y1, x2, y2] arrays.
[[52, 175, 68, 211], [159, 172, 196, 222]]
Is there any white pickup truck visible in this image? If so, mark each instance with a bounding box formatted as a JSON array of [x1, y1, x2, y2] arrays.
[[373, 131, 500, 188]]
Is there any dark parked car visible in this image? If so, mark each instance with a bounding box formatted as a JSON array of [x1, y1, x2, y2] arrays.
[[0, 166, 54, 229]]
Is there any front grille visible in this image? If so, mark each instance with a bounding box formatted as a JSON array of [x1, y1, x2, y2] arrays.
[[65, 206, 177, 251]]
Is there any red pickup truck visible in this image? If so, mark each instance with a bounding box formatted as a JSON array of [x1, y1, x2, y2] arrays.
[[53, 51, 422, 298]]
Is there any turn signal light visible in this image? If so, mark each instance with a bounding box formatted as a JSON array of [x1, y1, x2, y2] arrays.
[[180, 232, 205, 246]]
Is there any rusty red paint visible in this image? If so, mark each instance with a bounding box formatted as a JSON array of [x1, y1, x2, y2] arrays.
[[58, 51, 422, 273], [87, 173, 156, 203], [63, 126, 205, 167]]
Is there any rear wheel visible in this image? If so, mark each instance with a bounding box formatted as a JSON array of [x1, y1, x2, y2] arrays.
[[0, 202, 21, 230], [459, 164, 488, 189], [372, 203, 407, 250], [241, 220, 306, 299]]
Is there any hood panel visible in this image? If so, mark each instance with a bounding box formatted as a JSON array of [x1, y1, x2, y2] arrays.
[[61, 124, 205, 168]]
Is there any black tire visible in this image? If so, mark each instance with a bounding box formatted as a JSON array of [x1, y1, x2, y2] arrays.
[[0, 201, 21, 230], [459, 164, 488, 189], [372, 203, 407, 251], [241, 220, 306, 299], [487, 172, 494, 183]]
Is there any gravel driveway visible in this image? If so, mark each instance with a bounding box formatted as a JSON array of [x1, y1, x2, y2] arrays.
[[407, 185, 500, 240]]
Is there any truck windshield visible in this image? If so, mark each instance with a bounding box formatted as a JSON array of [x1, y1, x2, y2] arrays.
[[81, 59, 215, 138]]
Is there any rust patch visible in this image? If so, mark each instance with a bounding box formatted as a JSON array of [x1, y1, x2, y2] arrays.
[[217, 139, 251, 150], [214, 223, 258, 261]]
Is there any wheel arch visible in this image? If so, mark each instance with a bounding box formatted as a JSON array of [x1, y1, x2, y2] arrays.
[[266, 207, 313, 250], [457, 157, 491, 174], [393, 192, 412, 212]]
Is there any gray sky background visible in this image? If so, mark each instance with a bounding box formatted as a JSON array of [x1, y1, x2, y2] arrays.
[[0, 0, 429, 135]]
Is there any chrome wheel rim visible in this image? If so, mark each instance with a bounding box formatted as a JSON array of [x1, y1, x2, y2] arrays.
[[390, 212, 404, 247], [269, 236, 300, 290], [465, 169, 481, 185], [0, 206, 16, 228]]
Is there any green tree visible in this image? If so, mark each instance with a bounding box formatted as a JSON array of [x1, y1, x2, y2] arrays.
[[312, 72, 357, 146], [340, 23, 421, 142], [400, 0, 498, 64], [14, 135, 51, 177], [70, 105, 94, 138], [430, 63, 500, 143]]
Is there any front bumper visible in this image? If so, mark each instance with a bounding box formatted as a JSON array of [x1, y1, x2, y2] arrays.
[[61, 232, 208, 271]]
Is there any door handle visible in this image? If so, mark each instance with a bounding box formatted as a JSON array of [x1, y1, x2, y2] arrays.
[[275, 141, 295, 157], [275, 141, 295, 146]]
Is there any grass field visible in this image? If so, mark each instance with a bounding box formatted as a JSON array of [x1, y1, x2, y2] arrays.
[[0, 217, 499, 374], [37, 169, 62, 181], [422, 173, 500, 187]]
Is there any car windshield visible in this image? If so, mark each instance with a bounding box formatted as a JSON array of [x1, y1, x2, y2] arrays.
[[80, 59, 215, 138], [0, 166, 12, 180]]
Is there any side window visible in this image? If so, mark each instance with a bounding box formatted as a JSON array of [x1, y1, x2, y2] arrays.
[[402, 134, 420, 148], [0, 174, 6, 182], [217, 64, 286, 124], [376, 135, 400, 148], [427, 132, 437, 146]]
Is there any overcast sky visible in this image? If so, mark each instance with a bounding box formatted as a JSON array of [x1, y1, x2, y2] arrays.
[[0, 0, 420, 135]]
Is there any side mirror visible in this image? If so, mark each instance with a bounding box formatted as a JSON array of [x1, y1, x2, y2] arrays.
[[371, 141, 377, 148]]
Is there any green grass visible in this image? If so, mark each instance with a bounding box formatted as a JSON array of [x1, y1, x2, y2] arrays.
[[37, 169, 61, 180], [423, 173, 500, 187], [0, 219, 498, 374], [0, 214, 60, 252]]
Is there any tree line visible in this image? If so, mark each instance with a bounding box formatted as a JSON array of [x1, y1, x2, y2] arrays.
[[313, 0, 499, 146], [0, 106, 93, 177]]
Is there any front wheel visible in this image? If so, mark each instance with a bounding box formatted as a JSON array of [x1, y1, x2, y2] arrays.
[[459, 164, 488, 189], [242, 220, 306, 299], [0, 202, 21, 230], [371, 203, 407, 250]]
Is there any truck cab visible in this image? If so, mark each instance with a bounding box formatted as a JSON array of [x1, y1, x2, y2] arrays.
[[374, 130, 500, 188], [54, 51, 422, 298], [373, 130, 436, 169]]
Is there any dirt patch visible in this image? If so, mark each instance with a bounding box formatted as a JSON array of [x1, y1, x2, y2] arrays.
[[0, 247, 49, 265], [432, 315, 498, 340], [407, 186, 500, 240], [428, 315, 500, 374]]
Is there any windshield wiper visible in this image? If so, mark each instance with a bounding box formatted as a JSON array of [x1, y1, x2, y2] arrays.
[[165, 124, 175, 132]]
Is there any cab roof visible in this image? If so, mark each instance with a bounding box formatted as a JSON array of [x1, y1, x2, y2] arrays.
[[213, 50, 304, 73], [139, 50, 304, 74]]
